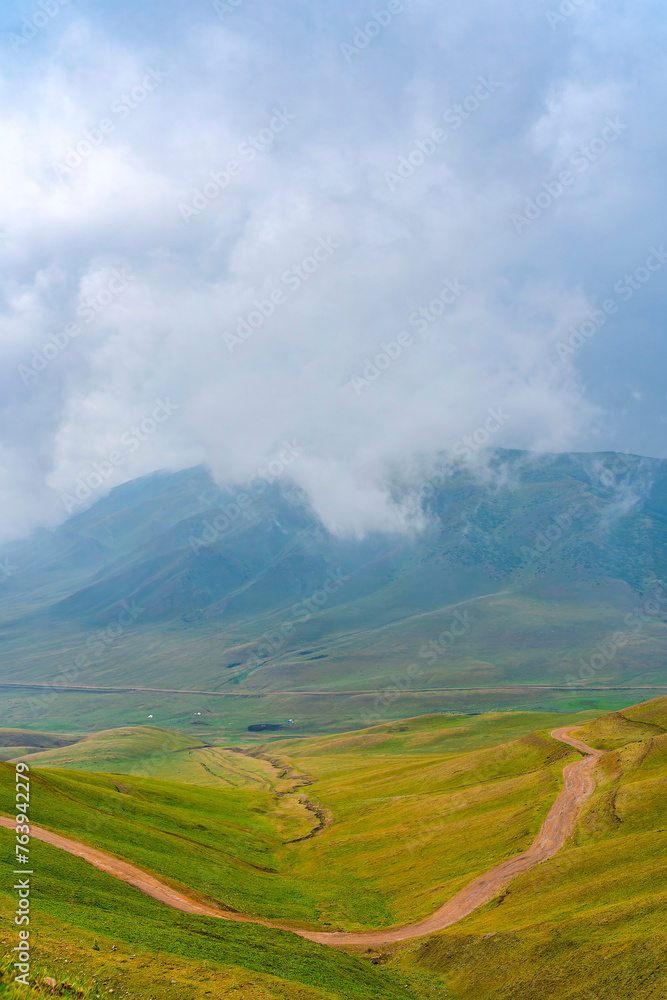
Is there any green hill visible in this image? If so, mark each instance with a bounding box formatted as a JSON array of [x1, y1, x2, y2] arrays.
[[0, 711, 595, 931], [0, 728, 78, 761], [11, 724, 297, 791], [393, 696, 667, 998], [1, 449, 667, 735], [2, 698, 667, 997]]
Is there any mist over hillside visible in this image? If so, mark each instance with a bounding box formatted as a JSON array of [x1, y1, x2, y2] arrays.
[[0, 447, 666, 733]]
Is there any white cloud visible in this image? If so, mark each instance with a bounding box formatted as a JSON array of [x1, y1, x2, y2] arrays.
[[0, 0, 664, 542]]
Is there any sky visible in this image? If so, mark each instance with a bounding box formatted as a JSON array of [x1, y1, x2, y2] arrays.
[[0, 0, 666, 540]]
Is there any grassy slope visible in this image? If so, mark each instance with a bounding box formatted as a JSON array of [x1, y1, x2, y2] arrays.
[[392, 696, 667, 999], [3, 702, 667, 997], [0, 728, 79, 763], [8, 725, 285, 792], [10, 726, 205, 768], [266, 712, 591, 928], [0, 729, 424, 998], [0, 842, 416, 1000], [1, 712, 592, 931], [4, 714, 530, 998], [3, 453, 667, 735], [2, 584, 665, 737]]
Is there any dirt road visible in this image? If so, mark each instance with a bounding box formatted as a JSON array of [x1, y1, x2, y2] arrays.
[[0, 726, 602, 947]]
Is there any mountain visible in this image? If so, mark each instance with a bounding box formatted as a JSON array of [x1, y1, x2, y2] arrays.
[[1, 449, 667, 734]]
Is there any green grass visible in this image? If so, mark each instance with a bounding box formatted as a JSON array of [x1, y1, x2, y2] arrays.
[[268, 709, 600, 757], [3, 700, 667, 997], [569, 695, 667, 752], [0, 763, 320, 921], [0, 840, 416, 1000], [1, 588, 665, 737], [261, 712, 597, 928], [0, 711, 592, 931], [0, 677, 657, 742], [8, 725, 285, 793], [3, 452, 667, 738], [388, 696, 667, 998], [10, 726, 206, 769]]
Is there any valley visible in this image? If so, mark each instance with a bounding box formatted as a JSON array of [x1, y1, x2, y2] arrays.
[[1, 451, 667, 997], [2, 697, 667, 997], [0, 724, 605, 944], [0, 450, 666, 737]]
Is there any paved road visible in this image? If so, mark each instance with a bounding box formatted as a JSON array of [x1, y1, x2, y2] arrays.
[[0, 726, 603, 947]]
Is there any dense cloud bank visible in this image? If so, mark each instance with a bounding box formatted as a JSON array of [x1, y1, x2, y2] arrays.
[[0, 0, 665, 539]]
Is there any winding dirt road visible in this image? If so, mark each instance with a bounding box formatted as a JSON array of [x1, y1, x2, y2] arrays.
[[0, 726, 603, 948]]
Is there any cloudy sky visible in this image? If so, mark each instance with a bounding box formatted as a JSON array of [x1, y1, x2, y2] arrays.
[[1, 0, 666, 540]]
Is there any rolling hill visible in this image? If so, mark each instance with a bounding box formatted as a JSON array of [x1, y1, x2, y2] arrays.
[[1, 449, 667, 734], [1, 696, 666, 997]]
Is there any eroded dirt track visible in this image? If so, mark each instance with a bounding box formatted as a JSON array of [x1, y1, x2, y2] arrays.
[[0, 726, 602, 947]]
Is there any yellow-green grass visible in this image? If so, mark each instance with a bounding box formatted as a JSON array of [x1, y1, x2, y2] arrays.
[[264, 725, 583, 929], [0, 712, 593, 933], [9, 726, 205, 771], [11, 710, 601, 795], [11, 725, 281, 791], [4, 701, 667, 998], [390, 696, 667, 998], [0, 840, 417, 1000], [569, 694, 667, 751], [0, 762, 324, 920], [0, 709, 592, 998], [5, 699, 667, 1000], [267, 709, 600, 757], [0, 918, 395, 1000], [0, 729, 79, 763]]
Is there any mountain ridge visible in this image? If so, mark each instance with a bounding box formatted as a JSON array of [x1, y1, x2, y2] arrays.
[[1, 448, 666, 733]]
